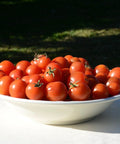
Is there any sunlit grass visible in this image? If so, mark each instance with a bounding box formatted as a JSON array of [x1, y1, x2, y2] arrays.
[[44, 28, 120, 42]]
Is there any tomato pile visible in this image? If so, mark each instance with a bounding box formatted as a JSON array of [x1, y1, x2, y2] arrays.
[[0, 54, 120, 101]]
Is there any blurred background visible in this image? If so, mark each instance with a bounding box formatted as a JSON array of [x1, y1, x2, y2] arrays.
[[0, 0, 120, 68]]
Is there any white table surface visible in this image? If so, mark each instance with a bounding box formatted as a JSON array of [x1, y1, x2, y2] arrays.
[[0, 99, 120, 144]]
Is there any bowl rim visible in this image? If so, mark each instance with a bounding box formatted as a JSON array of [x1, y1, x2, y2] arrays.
[[0, 94, 120, 105]]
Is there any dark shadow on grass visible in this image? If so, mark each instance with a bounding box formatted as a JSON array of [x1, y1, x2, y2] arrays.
[[0, 34, 120, 68], [0, 0, 120, 44]]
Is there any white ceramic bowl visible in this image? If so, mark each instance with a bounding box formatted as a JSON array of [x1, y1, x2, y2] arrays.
[[0, 94, 120, 125]]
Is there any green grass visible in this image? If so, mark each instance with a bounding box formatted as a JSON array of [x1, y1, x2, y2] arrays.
[[0, 0, 120, 68]]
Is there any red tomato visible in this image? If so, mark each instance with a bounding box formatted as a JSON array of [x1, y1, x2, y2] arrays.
[[70, 61, 85, 73], [22, 75, 30, 84], [26, 64, 41, 75], [45, 62, 61, 71], [26, 80, 45, 100], [9, 79, 27, 98], [70, 57, 80, 63], [85, 75, 99, 89], [30, 53, 45, 65], [94, 64, 109, 75], [95, 72, 108, 84], [92, 83, 109, 99], [9, 69, 23, 79], [0, 70, 6, 78], [64, 55, 73, 66], [68, 82, 91, 101], [52, 56, 69, 68], [31, 59, 38, 65], [67, 71, 86, 88], [16, 60, 30, 75], [0, 60, 15, 75], [37, 56, 51, 69], [0, 76, 13, 95], [106, 77, 120, 96], [44, 67, 62, 83], [79, 57, 89, 65], [106, 77, 120, 84], [46, 81, 67, 101], [108, 67, 120, 79], [29, 74, 43, 84]]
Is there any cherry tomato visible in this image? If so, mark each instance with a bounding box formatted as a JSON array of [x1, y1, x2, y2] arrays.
[[9, 69, 23, 79], [30, 53, 45, 65], [45, 62, 61, 71], [52, 56, 69, 68], [0, 76, 13, 95], [26, 64, 41, 75], [44, 67, 62, 83], [0, 70, 6, 78], [92, 83, 109, 99], [94, 64, 109, 75], [9, 79, 27, 98], [64, 55, 73, 66], [0, 60, 15, 75], [67, 71, 86, 88], [46, 81, 67, 101], [37, 55, 51, 69], [108, 67, 120, 79], [79, 57, 89, 65], [70, 57, 80, 63], [70, 61, 85, 73], [95, 72, 108, 84], [68, 82, 91, 101], [29, 74, 43, 84], [85, 75, 99, 89], [106, 77, 120, 85], [106, 77, 120, 96], [16, 60, 30, 75], [26, 80, 45, 100], [22, 75, 30, 84]]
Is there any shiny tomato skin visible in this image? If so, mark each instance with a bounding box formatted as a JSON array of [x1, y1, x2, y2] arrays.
[[70, 61, 85, 73], [95, 72, 108, 84], [0, 60, 15, 75], [45, 62, 61, 71], [70, 57, 80, 63], [0, 70, 6, 78], [26, 83, 45, 100], [92, 83, 109, 99], [108, 67, 120, 79], [106, 77, 120, 96], [52, 56, 69, 68], [68, 82, 91, 101], [64, 55, 73, 66], [37, 56, 51, 69], [9, 79, 27, 98], [9, 69, 23, 79], [79, 57, 89, 65], [28, 74, 43, 84], [26, 64, 41, 75], [44, 67, 62, 83], [22, 75, 30, 84], [0, 76, 14, 95], [46, 81, 67, 101], [67, 71, 86, 88], [16, 60, 30, 75], [94, 64, 109, 75], [85, 75, 99, 89]]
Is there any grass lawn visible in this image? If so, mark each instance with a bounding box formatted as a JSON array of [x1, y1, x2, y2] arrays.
[[0, 0, 120, 68]]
